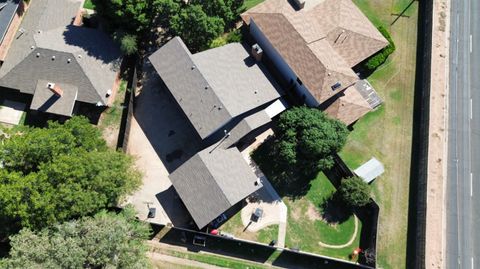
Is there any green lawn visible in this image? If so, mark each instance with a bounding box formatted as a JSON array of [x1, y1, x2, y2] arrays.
[[99, 79, 127, 130], [153, 248, 270, 269], [219, 209, 279, 245], [343, 1, 418, 268], [242, 0, 264, 11], [83, 0, 95, 10]]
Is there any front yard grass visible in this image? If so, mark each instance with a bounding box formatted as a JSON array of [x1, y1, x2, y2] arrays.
[[152, 248, 270, 269], [342, 1, 418, 268]]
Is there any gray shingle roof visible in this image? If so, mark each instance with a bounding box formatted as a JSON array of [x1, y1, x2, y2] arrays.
[[169, 146, 261, 229], [149, 37, 281, 139], [0, 0, 20, 44], [0, 0, 121, 105], [30, 80, 77, 116]]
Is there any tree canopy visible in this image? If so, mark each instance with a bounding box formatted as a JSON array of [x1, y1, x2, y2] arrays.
[[338, 177, 371, 208], [274, 106, 349, 172], [0, 117, 140, 238], [1, 207, 150, 269], [170, 4, 225, 52]]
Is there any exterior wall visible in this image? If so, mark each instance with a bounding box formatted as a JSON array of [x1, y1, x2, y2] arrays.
[[249, 20, 319, 107]]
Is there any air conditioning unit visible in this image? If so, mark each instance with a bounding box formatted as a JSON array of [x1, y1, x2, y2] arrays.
[[251, 44, 263, 61]]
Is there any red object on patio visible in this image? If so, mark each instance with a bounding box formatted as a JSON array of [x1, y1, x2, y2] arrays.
[[210, 229, 219, 235]]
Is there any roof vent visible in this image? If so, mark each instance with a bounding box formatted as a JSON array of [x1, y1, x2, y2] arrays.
[[331, 82, 342, 91], [95, 101, 103, 107], [191, 65, 196, 70], [254, 90, 258, 94], [51, 56, 55, 61], [37, 30, 41, 34], [30, 46, 35, 50], [78, 54, 82, 59], [106, 89, 112, 97], [36, 52, 40, 57], [251, 44, 263, 61], [67, 58, 71, 63]]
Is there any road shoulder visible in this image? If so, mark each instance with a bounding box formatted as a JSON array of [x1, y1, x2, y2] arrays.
[[425, 0, 450, 268]]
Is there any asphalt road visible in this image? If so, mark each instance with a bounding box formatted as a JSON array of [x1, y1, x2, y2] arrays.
[[447, 0, 480, 267]]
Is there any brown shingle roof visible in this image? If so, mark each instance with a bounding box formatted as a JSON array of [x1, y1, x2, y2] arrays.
[[242, 0, 389, 104], [324, 86, 372, 125]]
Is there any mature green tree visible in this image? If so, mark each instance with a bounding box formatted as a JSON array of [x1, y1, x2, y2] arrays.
[[0, 117, 105, 173], [191, 0, 244, 27], [170, 4, 225, 52], [338, 177, 371, 208], [0, 117, 140, 238], [274, 106, 349, 172], [2, 208, 150, 269], [93, 0, 150, 33]]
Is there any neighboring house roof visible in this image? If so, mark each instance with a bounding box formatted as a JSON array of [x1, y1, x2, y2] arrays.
[[0, 0, 20, 44], [169, 146, 262, 229], [0, 0, 121, 107], [30, 80, 77, 116], [241, 0, 389, 104], [354, 157, 385, 183], [148, 37, 282, 139], [324, 86, 372, 126]]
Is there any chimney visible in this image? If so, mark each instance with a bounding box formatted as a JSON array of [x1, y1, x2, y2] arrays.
[[251, 44, 263, 61], [47, 82, 63, 97], [293, 0, 306, 9]]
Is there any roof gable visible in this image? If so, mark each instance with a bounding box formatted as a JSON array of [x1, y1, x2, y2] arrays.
[[149, 37, 281, 139]]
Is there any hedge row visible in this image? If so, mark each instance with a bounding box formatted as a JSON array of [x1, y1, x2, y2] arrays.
[[364, 26, 396, 71]]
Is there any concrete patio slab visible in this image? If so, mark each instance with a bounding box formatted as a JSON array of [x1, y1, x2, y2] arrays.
[[0, 100, 25, 125]]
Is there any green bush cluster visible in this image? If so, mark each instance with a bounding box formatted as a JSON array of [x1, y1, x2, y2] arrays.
[[364, 26, 396, 71]]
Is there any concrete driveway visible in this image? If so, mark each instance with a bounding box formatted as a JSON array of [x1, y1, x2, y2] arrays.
[[0, 100, 25, 125], [124, 62, 201, 227]]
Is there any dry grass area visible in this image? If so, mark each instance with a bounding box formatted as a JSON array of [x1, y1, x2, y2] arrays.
[[341, 1, 419, 268]]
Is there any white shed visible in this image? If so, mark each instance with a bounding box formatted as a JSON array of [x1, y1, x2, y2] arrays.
[[354, 157, 385, 183]]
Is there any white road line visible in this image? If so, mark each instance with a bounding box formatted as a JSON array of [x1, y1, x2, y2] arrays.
[[472, 257, 474, 269], [471, 35, 473, 53], [471, 98, 473, 119], [471, 173, 473, 197]]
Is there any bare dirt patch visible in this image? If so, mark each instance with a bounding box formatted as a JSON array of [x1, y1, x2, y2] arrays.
[[306, 202, 321, 221]]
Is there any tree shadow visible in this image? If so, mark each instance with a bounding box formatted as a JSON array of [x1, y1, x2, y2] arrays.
[[319, 192, 352, 225], [251, 136, 318, 199]]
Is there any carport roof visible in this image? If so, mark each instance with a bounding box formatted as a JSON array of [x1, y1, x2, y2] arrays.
[[148, 37, 282, 139], [169, 146, 262, 229]]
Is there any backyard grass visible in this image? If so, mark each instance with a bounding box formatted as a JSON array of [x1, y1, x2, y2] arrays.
[[242, 0, 264, 11], [283, 172, 361, 261], [343, 1, 418, 268], [220, 210, 279, 245], [99, 79, 127, 148], [83, 0, 95, 10]]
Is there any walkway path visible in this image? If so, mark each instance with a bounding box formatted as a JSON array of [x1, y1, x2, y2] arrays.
[[240, 130, 288, 248], [317, 216, 359, 249]]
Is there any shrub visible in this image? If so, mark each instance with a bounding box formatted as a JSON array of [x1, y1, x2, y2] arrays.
[[364, 26, 396, 71], [338, 177, 371, 208], [120, 34, 138, 56]]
